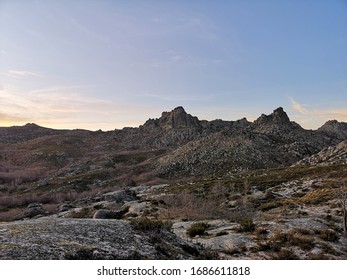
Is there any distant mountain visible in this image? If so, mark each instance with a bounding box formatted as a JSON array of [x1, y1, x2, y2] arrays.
[[137, 107, 346, 177], [0, 107, 346, 179], [0, 123, 67, 144]]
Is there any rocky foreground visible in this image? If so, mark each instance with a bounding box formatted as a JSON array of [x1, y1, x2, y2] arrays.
[[0, 217, 208, 260], [1, 166, 346, 260]]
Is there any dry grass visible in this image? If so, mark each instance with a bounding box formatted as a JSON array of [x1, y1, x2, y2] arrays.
[[300, 188, 334, 205], [0, 207, 23, 222], [158, 187, 224, 221]]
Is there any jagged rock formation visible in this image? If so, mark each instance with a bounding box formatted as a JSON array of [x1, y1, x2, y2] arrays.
[[252, 107, 303, 134], [0, 106, 346, 181], [295, 140, 347, 166], [143, 106, 201, 130], [153, 107, 346, 177], [318, 120, 347, 140]]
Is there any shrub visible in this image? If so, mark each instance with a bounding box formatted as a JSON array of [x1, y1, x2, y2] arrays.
[[269, 230, 315, 251], [131, 218, 172, 233], [258, 201, 282, 211], [275, 248, 300, 260], [238, 217, 256, 232], [320, 243, 337, 255], [316, 229, 339, 242], [255, 227, 268, 240], [187, 222, 210, 237], [307, 253, 330, 260]]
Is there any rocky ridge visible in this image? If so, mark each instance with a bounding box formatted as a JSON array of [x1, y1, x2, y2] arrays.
[[0, 106, 346, 260], [295, 140, 347, 166]]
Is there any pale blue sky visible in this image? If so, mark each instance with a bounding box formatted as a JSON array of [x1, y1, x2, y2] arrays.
[[0, 0, 346, 130]]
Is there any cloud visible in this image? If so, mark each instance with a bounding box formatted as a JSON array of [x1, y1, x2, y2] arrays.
[[289, 97, 347, 129], [0, 112, 26, 122], [0, 85, 151, 130], [6, 70, 42, 79], [290, 97, 308, 114]]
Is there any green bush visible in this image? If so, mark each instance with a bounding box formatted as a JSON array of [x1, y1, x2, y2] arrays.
[[187, 222, 210, 237], [238, 217, 256, 232]]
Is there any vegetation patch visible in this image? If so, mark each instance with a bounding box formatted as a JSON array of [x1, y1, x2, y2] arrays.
[[238, 217, 256, 232], [300, 188, 334, 205], [131, 217, 172, 233], [187, 222, 210, 237], [274, 248, 300, 260], [315, 229, 339, 242]]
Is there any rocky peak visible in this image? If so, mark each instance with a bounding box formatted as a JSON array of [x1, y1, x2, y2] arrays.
[[273, 107, 290, 121], [24, 123, 40, 128], [257, 107, 290, 125], [252, 107, 300, 133], [143, 106, 201, 130]]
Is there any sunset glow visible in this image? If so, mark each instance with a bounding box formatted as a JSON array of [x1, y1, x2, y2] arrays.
[[1, 0, 346, 130]]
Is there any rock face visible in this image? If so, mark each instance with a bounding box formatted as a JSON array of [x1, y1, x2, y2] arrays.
[[295, 140, 347, 166], [143, 106, 201, 130], [253, 107, 298, 133], [0, 217, 207, 259], [154, 107, 346, 177], [318, 120, 347, 139]]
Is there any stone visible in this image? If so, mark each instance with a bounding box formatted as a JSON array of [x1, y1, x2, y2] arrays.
[[93, 209, 125, 219], [14, 203, 47, 220], [0, 218, 207, 260]]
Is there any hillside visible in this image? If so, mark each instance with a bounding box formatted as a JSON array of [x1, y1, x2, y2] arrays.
[[0, 107, 346, 259]]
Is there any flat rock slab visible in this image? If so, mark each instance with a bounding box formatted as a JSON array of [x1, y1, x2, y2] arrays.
[[0, 217, 203, 260]]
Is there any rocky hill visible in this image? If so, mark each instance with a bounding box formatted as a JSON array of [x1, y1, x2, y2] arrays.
[[0, 106, 346, 259], [295, 140, 347, 166]]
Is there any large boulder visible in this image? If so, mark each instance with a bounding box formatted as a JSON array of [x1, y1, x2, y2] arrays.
[[15, 203, 47, 220]]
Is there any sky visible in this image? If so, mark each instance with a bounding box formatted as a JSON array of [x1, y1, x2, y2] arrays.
[[0, 0, 346, 130]]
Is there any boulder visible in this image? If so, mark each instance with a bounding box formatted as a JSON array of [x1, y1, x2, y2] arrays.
[[14, 203, 47, 220], [93, 209, 126, 219]]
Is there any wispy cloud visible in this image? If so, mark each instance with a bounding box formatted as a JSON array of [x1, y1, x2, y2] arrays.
[[290, 97, 308, 114], [0, 85, 115, 128], [0, 112, 26, 122], [0, 84, 164, 130], [6, 70, 42, 79], [289, 97, 347, 128]]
